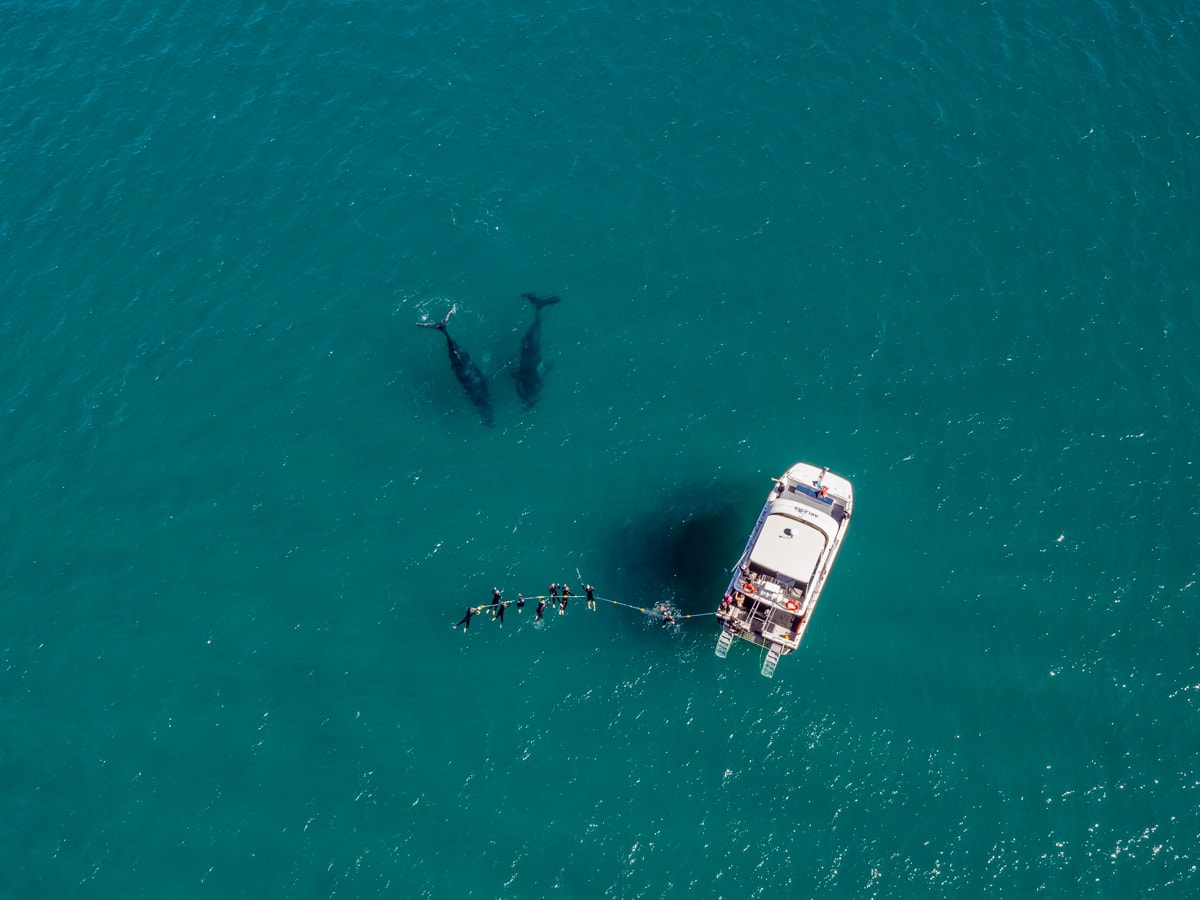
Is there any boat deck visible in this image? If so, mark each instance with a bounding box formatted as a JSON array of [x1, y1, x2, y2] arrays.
[[716, 587, 804, 652], [780, 481, 849, 523]]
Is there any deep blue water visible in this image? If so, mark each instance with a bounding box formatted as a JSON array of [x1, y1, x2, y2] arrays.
[[3, 0, 1198, 896]]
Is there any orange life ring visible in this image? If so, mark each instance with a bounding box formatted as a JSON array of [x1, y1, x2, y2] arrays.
[[742, 582, 755, 595], [786, 599, 799, 611]]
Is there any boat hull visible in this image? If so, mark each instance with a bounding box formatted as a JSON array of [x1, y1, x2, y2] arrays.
[[715, 462, 853, 676]]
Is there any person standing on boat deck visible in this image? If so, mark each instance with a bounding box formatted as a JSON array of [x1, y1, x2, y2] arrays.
[[490, 587, 502, 616], [535, 597, 547, 621], [559, 585, 570, 614], [495, 600, 510, 628], [454, 606, 479, 631], [516, 593, 526, 612]]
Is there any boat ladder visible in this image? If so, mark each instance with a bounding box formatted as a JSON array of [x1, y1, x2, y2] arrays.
[[715, 628, 734, 659], [760, 646, 781, 678]]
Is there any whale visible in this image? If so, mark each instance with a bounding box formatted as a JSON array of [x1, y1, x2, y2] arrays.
[[513, 292, 561, 409], [416, 305, 493, 425]]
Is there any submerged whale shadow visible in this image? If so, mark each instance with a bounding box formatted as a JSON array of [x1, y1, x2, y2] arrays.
[[415, 304, 493, 426], [512, 292, 560, 410]]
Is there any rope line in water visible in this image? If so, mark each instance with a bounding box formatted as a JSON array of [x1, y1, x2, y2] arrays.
[[465, 594, 717, 620], [595, 596, 717, 619]]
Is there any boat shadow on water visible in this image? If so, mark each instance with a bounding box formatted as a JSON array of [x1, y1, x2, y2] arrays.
[[599, 480, 754, 639]]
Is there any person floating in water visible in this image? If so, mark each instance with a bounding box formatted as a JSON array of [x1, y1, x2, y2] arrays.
[[517, 593, 526, 612], [495, 599, 510, 628], [535, 597, 546, 621], [657, 604, 675, 626], [585, 584, 596, 611], [454, 606, 479, 631], [559, 585, 570, 615], [549, 583, 558, 605], [490, 587, 502, 616]]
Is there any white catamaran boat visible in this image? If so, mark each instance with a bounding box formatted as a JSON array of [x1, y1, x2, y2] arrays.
[[715, 462, 853, 677]]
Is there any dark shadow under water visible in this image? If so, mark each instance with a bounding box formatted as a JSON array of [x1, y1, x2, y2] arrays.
[[598, 476, 761, 644]]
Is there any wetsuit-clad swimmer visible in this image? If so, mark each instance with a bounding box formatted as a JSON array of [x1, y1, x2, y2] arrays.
[[535, 597, 546, 621], [585, 584, 596, 611], [517, 593, 526, 612], [657, 603, 675, 626], [559, 585, 570, 614], [495, 600, 510, 628], [454, 606, 479, 631], [549, 584, 558, 606], [490, 587, 502, 616]]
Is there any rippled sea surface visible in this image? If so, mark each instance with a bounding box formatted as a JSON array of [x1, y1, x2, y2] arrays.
[[3, 0, 1198, 896]]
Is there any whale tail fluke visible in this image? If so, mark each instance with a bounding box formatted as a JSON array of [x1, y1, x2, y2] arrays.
[[521, 293, 561, 311], [416, 304, 458, 331]]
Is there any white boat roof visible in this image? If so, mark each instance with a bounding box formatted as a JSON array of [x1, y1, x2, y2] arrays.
[[748, 514, 827, 584], [765, 496, 840, 539]]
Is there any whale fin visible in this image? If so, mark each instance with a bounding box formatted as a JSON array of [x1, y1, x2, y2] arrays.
[[416, 304, 458, 331], [521, 293, 561, 310]]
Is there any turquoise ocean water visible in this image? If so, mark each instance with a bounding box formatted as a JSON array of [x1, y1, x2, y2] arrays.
[[3, 0, 1198, 896]]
